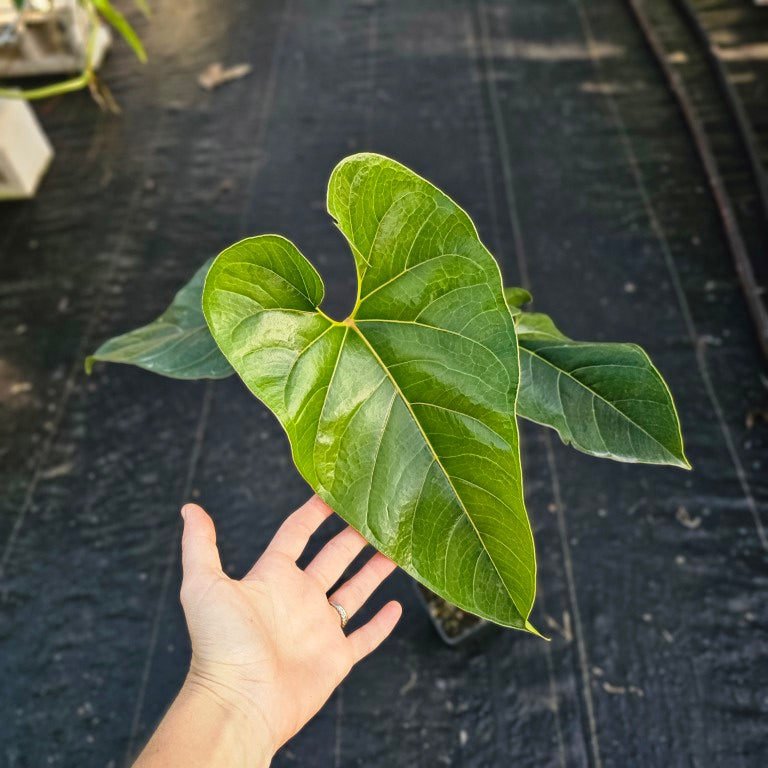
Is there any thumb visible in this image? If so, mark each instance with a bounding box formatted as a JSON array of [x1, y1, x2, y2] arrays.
[[181, 503, 223, 581]]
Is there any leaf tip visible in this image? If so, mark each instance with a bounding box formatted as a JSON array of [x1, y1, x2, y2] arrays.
[[671, 441, 692, 471], [132, 43, 148, 64], [524, 619, 548, 640]]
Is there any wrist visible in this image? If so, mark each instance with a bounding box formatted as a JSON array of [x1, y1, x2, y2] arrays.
[[181, 667, 276, 766]]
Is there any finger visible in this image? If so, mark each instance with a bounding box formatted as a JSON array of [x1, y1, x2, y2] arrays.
[[181, 503, 222, 579], [304, 525, 368, 591], [328, 552, 397, 618], [267, 495, 333, 560], [348, 600, 402, 662]]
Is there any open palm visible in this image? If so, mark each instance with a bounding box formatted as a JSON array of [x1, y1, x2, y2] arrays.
[[179, 496, 402, 752]]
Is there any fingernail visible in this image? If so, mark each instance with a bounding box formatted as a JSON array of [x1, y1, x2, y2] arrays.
[[181, 505, 189, 521]]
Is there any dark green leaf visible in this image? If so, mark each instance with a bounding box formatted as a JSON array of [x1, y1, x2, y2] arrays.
[[92, 0, 147, 63], [516, 312, 689, 468], [204, 154, 539, 632], [86, 258, 233, 379]]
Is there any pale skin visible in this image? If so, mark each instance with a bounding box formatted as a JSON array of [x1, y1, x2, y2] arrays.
[[134, 495, 402, 768]]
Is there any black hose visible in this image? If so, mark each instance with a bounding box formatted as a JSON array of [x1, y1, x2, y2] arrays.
[[676, 0, 768, 226], [627, 0, 768, 362]]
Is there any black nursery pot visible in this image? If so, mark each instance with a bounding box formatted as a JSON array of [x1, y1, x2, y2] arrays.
[[413, 582, 491, 646]]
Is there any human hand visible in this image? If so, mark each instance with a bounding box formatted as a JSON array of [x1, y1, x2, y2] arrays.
[[178, 495, 402, 757]]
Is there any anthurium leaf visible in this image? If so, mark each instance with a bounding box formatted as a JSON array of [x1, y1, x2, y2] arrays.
[[203, 153, 539, 632], [504, 286, 532, 313], [516, 312, 690, 468], [92, 0, 147, 63], [86, 258, 233, 379]]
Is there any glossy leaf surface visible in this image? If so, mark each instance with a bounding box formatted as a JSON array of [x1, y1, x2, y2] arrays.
[[516, 312, 689, 467], [86, 258, 233, 379], [204, 153, 538, 631]]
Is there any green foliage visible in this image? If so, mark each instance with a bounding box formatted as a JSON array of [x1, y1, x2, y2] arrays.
[[133, 0, 151, 18], [203, 156, 537, 631], [0, 0, 148, 103], [515, 313, 689, 467], [92, 0, 147, 63], [88, 153, 688, 631], [503, 286, 532, 313], [86, 259, 231, 378]]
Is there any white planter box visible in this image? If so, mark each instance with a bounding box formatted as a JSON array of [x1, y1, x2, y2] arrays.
[[0, 0, 110, 77], [0, 98, 53, 199]]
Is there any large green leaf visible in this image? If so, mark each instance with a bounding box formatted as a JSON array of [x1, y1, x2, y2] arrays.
[[516, 312, 689, 468], [86, 258, 233, 379], [204, 153, 538, 632]]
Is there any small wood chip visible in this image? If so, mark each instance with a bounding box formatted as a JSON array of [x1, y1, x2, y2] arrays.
[[675, 505, 701, 529], [198, 62, 252, 91], [667, 51, 688, 64], [714, 43, 768, 62], [602, 681, 645, 697]]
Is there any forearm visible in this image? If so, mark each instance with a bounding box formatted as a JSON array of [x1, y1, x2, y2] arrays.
[[133, 675, 274, 768]]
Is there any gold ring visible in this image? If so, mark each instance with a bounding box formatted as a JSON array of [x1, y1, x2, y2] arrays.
[[329, 600, 348, 629]]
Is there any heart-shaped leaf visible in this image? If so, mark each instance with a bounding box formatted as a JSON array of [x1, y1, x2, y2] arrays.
[[86, 258, 233, 379], [515, 312, 689, 467], [203, 153, 538, 631]]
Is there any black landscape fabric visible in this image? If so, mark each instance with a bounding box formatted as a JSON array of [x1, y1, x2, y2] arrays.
[[1, 0, 766, 766]]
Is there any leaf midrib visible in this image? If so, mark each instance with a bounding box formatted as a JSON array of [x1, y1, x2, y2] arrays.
[[344, 319, 530, 618]]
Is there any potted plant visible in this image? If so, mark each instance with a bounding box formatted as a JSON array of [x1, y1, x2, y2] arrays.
[[87, 153, 689, 642], [0, 1, 148, 197], [0, 0, 148, 105]]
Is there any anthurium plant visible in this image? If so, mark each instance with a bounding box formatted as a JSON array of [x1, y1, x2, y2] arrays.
[[87, 153, 688, 634]]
